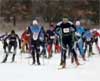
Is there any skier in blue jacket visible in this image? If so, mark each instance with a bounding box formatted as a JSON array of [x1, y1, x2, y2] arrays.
[[83, 28, 93, 57], [28, 20, 44, 65], [75, 21, 86, 61]]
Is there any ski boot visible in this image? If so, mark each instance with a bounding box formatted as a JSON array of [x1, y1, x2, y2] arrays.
[[82, 55, 86, 61], [37, 62, 40, 65], [11, 54, 16, 63], [75, 60, 80, 66], [48, 53, 52, 59], [62, 63, 66, 68], [1, 54, 8, 63], [59, 60, 64, 66]]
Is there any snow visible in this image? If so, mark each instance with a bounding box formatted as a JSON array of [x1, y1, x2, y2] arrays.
[[0, 30, 100, 81]]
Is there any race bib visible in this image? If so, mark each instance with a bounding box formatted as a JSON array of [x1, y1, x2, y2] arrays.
[[33, 32, 39, 40], [75, 32, 81, 37], [11, 39, 15, 41], [50, 36, 55, 39], [63, 28, 69, 33], [39, 37, 44, 41], [86, 38, 91, 41]]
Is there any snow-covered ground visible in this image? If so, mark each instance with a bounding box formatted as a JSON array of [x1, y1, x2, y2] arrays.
[[0, 30, 100, 81]]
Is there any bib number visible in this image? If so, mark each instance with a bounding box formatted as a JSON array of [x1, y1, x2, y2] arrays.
[[50, 36, 55, 39], [86, 38, 91, 41], [63, 28, 69, 33], [11, 39, 15, 41], [33, 32, 39, 40]]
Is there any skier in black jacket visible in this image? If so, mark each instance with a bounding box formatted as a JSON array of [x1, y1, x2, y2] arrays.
[[1, 30, 21, 63], [56, 17, 80, 68]]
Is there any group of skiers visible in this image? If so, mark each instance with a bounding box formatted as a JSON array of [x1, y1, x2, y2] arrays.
[[0, 17, 100, 68]]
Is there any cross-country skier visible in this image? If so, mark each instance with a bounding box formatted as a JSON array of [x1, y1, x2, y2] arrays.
[[46, 22, 61, 58], [91, 29, 100, 53], [75, 20, 86, 61], [56, 17, 80, 68], [1, 30, 21, 63], [27, 20, 44, 65], [39, 26, 47, 58], [46, 23, 56, 58], [83, 28, 93, 57], [21, 29, 30, 53]]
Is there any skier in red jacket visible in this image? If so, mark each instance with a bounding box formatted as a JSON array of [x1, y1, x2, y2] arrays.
[[21, 29, 30, 53], [92, 29, 100, 53]]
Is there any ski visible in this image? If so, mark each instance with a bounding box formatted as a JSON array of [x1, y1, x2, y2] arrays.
[[58, 67, 66, 70]]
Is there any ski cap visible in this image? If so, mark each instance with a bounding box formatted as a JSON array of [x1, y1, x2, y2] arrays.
[[11, 30, 15, 34], [32, 20, 38, 25], [75, 21, 80, 26]]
